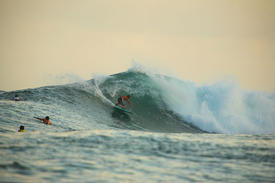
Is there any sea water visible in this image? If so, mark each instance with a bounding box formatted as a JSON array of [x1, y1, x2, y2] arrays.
[[0, 69, 275, 182]]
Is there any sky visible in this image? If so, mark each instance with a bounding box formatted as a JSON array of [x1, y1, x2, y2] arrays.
[[0, 0, 274, 92]]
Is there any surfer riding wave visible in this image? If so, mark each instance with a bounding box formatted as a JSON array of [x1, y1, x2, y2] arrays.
[[116, 95, 132, 109]]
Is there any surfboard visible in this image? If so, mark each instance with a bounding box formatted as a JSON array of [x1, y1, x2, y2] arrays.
[[113, 106, 132, 113]]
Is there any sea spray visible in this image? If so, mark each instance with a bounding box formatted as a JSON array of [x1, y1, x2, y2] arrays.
[[150, 73, 275, 134]]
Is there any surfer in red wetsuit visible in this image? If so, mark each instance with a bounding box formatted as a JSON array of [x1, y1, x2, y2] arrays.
[[116, 95, 132, 108]]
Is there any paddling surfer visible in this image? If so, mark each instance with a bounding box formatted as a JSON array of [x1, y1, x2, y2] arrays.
[[18, 125, 25, 132], [34, 116, 52, 125], [13, 95, 22, 101]]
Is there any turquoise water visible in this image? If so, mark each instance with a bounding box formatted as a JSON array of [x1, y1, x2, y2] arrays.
[[1, 70, 275, 182]]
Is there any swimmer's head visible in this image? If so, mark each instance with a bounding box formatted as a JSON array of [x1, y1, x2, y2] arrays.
[[19, 125, 24, 130], [45, 116, 50, 120]]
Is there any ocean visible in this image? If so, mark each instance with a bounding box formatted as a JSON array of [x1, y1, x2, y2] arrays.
[[0, 69, 275, 182]]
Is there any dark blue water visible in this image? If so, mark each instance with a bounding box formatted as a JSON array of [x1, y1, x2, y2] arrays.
[[1, 70, 275, 182]]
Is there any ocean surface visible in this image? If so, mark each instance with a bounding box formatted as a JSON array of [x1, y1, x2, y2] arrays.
[[1, 69, 275, 182]]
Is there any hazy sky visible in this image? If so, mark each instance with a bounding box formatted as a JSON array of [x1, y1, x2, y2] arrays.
[[1, 0, 274, 91]]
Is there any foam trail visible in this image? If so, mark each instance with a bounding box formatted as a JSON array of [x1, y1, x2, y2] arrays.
[[93, 74, 115, 106]]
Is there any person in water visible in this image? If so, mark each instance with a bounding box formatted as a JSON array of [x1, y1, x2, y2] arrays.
[[116, 95, 132, 108], [34, 116, 52, 125], [18, 125, 25, 132], [13, 95, 22, 101]]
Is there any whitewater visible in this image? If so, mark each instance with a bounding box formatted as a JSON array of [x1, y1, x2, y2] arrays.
[[0, 67, 275, 182]]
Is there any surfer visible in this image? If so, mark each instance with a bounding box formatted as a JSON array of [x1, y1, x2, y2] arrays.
[[34, 116, 52, 125], [116, 95, 132, 109], [18, 125, 25, 132], [13, 95, 22, 101]]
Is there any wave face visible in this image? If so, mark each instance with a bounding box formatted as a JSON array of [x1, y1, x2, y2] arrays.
[[1, 69, 275, 134]]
